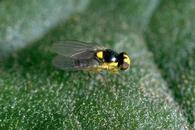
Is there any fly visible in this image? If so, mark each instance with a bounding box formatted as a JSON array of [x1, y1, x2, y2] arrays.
[[52, 41, 131, 73]]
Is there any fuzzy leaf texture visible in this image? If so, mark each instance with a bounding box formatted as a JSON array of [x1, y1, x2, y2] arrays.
[[0, 0, 194, 129]]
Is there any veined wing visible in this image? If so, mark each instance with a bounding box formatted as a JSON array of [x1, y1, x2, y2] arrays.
[[52, 55, 100, 71], [52, 40, 105, 59]]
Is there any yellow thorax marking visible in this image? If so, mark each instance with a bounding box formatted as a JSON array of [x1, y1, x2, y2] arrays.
[[96, 51, 103, 59], [124, 54, 130, 65], [101, 62, 118, 69], [108, 62, 118, 67]]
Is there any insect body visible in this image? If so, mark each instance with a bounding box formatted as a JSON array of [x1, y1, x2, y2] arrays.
[[52, 41, 131, 73]]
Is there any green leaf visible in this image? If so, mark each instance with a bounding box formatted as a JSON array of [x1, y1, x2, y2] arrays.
[[0, 0, 191, 129], [145, 0, 195, 127], [0, 0, 89, 57]]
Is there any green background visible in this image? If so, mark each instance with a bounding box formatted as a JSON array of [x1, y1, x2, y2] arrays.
[[0, 0, 194, 129]]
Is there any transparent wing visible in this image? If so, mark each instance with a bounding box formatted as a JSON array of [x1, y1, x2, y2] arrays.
[[52, 55, 100, 71], [52, 40, 105, 59]]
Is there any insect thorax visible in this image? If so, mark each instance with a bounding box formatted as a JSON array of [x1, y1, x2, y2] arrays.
[[96, 49, 119, 63]]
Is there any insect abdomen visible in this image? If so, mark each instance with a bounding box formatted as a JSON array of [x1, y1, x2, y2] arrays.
[[74, 59, 99, 68]]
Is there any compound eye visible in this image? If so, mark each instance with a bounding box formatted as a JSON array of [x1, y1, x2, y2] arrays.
[[121, 62, 129, 70]]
